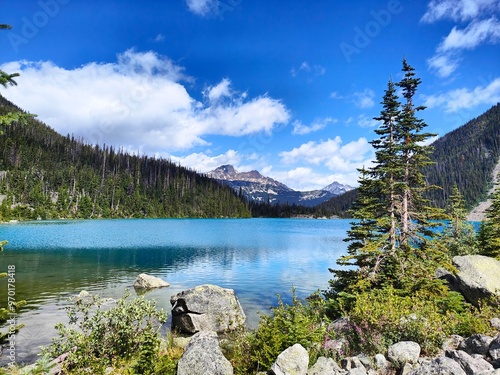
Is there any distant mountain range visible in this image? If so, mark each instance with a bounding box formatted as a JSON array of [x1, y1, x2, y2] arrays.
[[207, 164, 353, 207]]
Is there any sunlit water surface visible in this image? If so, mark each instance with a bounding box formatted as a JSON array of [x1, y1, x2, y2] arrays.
[[0, 218, 349, 365]]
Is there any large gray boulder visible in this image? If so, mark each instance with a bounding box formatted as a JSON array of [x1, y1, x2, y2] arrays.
[[445, 350, 493, 375], [457, 334, 493, 356], [133, 273, 170, 289], [388, 341, 421, 366], [170, 284, 246, 333], [408, 357, 466, 375], [270, 343, 309, 375], [176, 331, 233, 375], [453, 255, 500, 306]]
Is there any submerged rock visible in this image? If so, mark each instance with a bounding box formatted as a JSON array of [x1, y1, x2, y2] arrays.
[[170, 284, 246, 333]]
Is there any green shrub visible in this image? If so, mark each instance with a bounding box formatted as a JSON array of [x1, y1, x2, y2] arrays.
[[42, 291, 167, 374], [228, 289, 329, 374], [334, 286, 496, 356]]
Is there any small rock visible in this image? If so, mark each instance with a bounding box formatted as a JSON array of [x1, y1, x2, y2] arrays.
[[408, 356, 466, 375], [490, 333, 500, 361], [374, 353, 388, 369], [388, 341, 421, 366], [342, 357, 367, 371], [491, 318, 500, 331], [400, 363, 416, 375], [133, 273, 170, 289], [443, 335, 464, 351], [77, 290, 91, 300], [307, 356, 342, 375], [271, 343, 309, 375], [458, 334, 493, 356]]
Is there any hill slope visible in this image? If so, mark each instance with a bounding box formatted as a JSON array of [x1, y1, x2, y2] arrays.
[[425, 102, 500, 211], [0, 95, 251, 220]]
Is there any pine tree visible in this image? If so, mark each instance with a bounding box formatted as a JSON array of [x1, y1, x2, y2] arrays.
[[478, 187, 500, 259], [329, 167, 385, 295], [328, 59, 445, 298], [371, 78, 400, 251], [395, 59, 438, 247], [442, 185, 477, 256]]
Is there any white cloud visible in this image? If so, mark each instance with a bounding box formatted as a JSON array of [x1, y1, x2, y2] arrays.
[[423, 1, 500, 77], [357, 114, 380, 128], [291, 61, 326, 78], [0, 50, 290, 152], [330, 91, 343, 99], [423, 77, 500, 111], [185, 0, 218, 16], [279, 137, 373, 174], [439, 17, 500, 51], [292, 117, 337, 135], [154, 34, 165, 42], [170, 149, 242, 173], [421, 0, 500, 23], [267, 167, 360, 190], [427, 53, 461, 78], [353, 89, 376, 109], [204, 78, 232, 103]]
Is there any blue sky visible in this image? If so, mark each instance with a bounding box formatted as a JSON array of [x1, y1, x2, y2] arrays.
[[1, 0, 499, 190]]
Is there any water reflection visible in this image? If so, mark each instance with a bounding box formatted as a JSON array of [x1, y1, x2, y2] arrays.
[[0, 218, 349, 365]]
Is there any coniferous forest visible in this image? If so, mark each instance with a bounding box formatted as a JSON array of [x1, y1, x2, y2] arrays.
[[319, 102, 500, 216], [425, 102, 500, 209], [0, 95, 251, 220]]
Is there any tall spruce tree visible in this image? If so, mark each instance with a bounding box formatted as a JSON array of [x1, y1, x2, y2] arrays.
[[329, 59, 445, 297], [478, 187, 500, 259], [442, 185, 477, 256], [395, 59, 438, 246]]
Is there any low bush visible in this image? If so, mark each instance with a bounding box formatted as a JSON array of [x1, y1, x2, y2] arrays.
[[333, 286, 497, 356], [42, 291, 167, 374], [226, 289, 329, 374]]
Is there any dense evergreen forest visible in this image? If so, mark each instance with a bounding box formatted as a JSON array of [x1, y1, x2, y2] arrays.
[[0, 95, 251, 220], [425, 102, 500, 209]]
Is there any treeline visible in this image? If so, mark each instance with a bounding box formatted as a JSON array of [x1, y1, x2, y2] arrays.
[[0, 95, 251, 220], [425, 102, 500, 209]]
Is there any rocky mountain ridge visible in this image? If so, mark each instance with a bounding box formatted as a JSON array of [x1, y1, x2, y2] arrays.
[[207, 164, 353, 207]]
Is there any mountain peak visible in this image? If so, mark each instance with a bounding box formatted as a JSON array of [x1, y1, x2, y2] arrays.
[[215, 164, 237, 174]]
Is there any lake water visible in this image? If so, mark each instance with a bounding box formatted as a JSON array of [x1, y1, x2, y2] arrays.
[[0, 218, 350, 365]]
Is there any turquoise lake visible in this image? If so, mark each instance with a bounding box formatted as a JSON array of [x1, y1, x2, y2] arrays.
[[0, 218, 350, 365]]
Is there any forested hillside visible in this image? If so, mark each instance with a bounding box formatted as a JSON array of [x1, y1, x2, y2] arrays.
[[0, 95, 251, 220], [316, 103, 500, 217], [425, 103, 500, 209]]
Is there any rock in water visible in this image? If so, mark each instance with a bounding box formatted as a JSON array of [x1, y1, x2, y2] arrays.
[[170, 284, 246, 333], [177, 331, 233, 375], [453, 255, 500, 306], [133, 273, 170, 289]]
